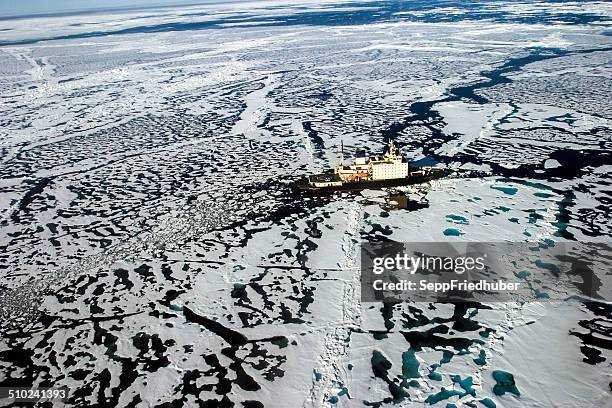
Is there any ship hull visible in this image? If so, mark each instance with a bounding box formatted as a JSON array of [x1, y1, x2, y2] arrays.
[[294, 168, 448, 193]]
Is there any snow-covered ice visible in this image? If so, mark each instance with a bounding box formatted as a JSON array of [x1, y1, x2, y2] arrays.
[[0, 1, 610, 407]]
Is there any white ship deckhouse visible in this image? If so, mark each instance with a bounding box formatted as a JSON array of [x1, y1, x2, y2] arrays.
[[335, 140, 409, 182]]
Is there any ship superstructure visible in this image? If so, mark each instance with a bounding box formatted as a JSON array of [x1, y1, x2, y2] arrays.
[[335, 140, 408, 183], [295, 140, 446, 192]]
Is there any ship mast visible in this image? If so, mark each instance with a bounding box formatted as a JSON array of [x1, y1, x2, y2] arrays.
[[387, 139, 400, 157]]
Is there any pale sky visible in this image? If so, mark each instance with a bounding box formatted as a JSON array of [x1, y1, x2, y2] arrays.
[[0, 0, 239, 18]]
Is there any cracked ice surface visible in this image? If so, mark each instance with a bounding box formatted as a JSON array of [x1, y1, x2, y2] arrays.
[[0, 1, 611, 407]]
